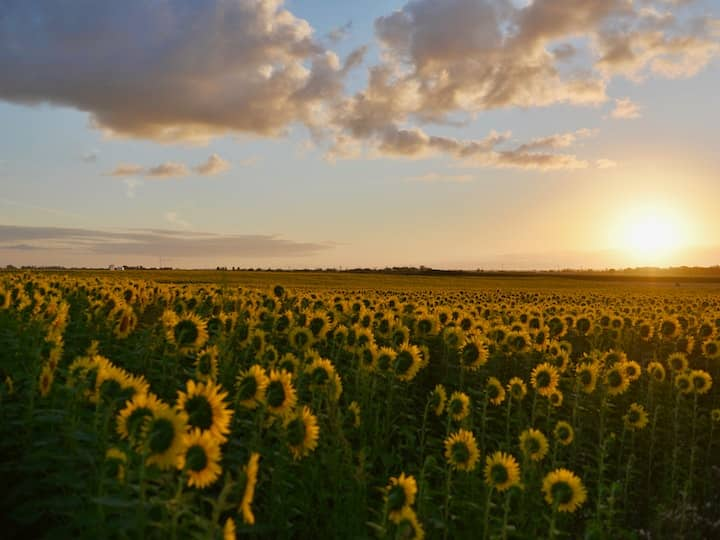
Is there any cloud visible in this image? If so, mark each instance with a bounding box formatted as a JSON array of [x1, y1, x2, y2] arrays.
[[110, 164, 144, 177], [596, 158, 618, 169], [0, 224, 332, 259], [194, 153, 230, 175], [145, 162, 190, 178], [405, 172, 473, 183], [110, 155, 229, 178], [0, 0, 343, 143], [0, 0, 717, 167], [611, 98, 642, 119], [365, 126, 594, 170], [164, 211, 192, 230], [327, 0, 718, 161], [123, 178, 143, 198]]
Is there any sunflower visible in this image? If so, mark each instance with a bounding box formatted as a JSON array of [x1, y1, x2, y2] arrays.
[[374, 346, 396, 373], [542, 468, 587, 513], [357, 344, 378, 371], [442, 326, 466, 351], [386, 472, 418, 522], [667, 352, 689, 373], [459, 335, 489, 371], [240, 452, 260, 525], [429, 384, 447, 416], [394, 506, 424, 539], [307, 310, 332, 340], [507, 377, 527, 401], [117, 392, 163, 445], [194, 346, 219, 382], [176, 380, 233, 441], [393, 343, 422, 382], [548, 389, 564, 408], [236, 365, 269, 409], [486, 377, 506, 406], [177, 429, 222, 488], [447, 391, 471, 422], [530, 363, 560, 397], [224, 517, 237, 540], [275, 353, 300, 375], [484, 451, 521, 492], [346, 401, 362, 429], [604, 365, 630, 396], [113, 307, 137, 339], [105, 447, 127, 483], [703, 340, 720, 360], [646, 361, 666, 383], [38, 364, 54, 397], [143, 405, 188, 470], [307, 355, 343, 401], [553, 421, 574, 446], [711, 409, 720, 423], [623, 361, 642, 382], [624, 403, 649, 431], [659, 316, 682, 340], [674, 373, 693, 395], [444, 429, 480, 472], [689, 369, 713, 395], [166, 312, 209, 352], [264, 369, 297, 416], [285, 406, 320, 460], [288, 326, 314, 351], [576, 362, 599, 394], [519, 428, 549, 462]]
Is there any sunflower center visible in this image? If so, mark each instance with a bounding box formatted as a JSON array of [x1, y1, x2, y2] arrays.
[[294, 331, 309, 347], [487, 385, 499, 400], [286, 417, 306, 446], [451, 442, 470, 464], [491, 464, 509, 484], [526, 438, 540, 454], [377, 354, 391, 371], [237, 376, 258, 401], [312, 367, 329, 385], [394, 351, 413, 374], [449, 399, 464, 416], [266, 380, 286, 408], [387, 485, 406, 511], [174, 320, 199, 346], [186, 445, 208, 472], [551, 481, 573, 504], [309, 318, 325, 337], [462, 344, 480, 365], [186, 395, 213, 430], [148, 418, 175, 453], [418, 319, 432, 334], [607, 370, 622, 387], [536, 371, 551, 388], [197, 354, 212, 375]]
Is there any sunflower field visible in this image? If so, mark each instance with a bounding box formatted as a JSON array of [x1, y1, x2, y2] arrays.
[[1, 272, 719, 539]]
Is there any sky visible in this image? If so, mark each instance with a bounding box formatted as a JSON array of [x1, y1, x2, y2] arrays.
[[1, 0, 719, 270]]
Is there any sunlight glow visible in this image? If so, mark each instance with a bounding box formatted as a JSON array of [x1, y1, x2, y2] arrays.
[[618, 206, 689, 266]]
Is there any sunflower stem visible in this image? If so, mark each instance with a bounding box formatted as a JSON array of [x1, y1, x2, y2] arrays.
[[482, 486, 493, 540]]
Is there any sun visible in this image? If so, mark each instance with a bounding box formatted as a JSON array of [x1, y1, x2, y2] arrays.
[[627, 215, 679, 253], [618, 207, 688, 265]]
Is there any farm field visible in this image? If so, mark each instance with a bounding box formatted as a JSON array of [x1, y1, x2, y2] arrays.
[[1, 271, 719, 539]]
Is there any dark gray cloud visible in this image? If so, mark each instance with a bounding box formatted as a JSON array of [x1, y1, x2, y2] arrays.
[[0, 225, 331, 258]]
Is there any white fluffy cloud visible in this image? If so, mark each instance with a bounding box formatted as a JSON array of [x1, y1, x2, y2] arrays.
[[0, 0, 345, 142], [611, 98, 642, 119], [1, 0, 717, 169]]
